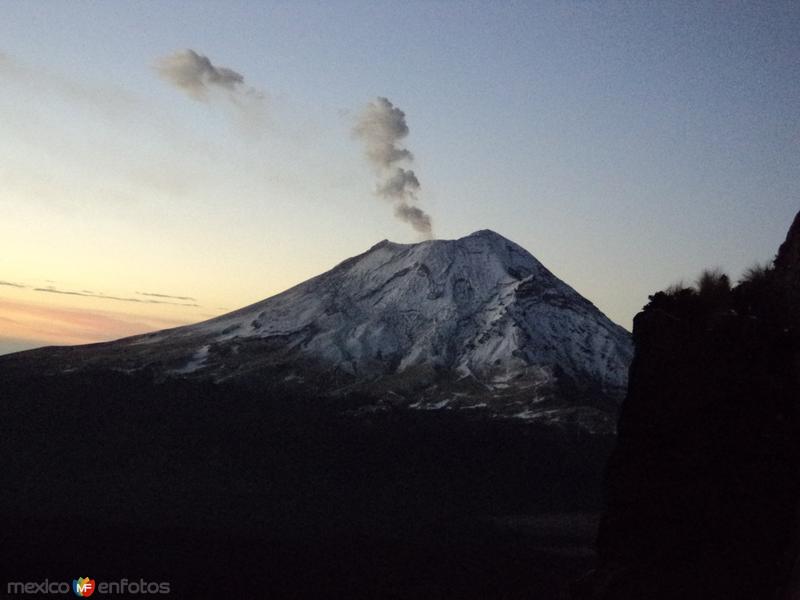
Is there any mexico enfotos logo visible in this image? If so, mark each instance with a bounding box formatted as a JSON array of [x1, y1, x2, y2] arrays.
[[6, 577, 170, 596], [73, 577, 95, 596]]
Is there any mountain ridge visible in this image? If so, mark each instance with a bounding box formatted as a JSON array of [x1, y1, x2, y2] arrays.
[[1, 230, 632, 429]]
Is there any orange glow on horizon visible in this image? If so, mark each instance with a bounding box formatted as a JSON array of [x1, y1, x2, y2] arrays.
[[0, 297, 195, 348]]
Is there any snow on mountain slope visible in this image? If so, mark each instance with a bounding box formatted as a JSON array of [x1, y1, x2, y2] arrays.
[[1, 230, 633, 429]]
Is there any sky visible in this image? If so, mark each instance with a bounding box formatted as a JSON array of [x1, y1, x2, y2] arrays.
[[1, 1, 799, 355]]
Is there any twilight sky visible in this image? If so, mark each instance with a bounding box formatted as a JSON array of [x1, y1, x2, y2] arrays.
[[1, 1, 799, 355]]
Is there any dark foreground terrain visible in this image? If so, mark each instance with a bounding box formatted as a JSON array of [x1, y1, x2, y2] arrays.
[[1, 371, 611, 598], [576, 212, 800, 599]]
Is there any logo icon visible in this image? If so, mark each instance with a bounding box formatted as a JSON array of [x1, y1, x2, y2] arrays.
[[73, 577, 95, 597]]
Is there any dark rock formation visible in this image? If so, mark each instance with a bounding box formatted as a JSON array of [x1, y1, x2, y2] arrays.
[[575, 211, 800, 599], [776, 211, 800, 273]]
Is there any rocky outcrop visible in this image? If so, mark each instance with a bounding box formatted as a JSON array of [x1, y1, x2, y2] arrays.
[[575, 211, 800, 599], [776, 211, 800, 273]]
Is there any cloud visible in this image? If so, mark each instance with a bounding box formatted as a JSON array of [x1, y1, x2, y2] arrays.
[[155, 49, 261, 102], [0, 276, 201, 308], [154, 49, 269, 138], [33, 286, 199, 307], [353, 97, 434, 238], [136, 291, 197, 302]]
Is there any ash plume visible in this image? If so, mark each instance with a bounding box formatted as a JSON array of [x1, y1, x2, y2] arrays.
[[155, 49, 268, 137], [353, 97, 433, 238], [394, 203, 432, 235], [155, 49, 261, 102], [376, 168, 419, 200]]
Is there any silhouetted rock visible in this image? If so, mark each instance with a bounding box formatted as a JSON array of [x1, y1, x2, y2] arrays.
[[776, 211, 800, 273], [576, 211, 800, 599]]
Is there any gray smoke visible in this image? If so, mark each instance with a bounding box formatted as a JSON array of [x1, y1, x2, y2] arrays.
[[353, 97, 413, 167], [376, 167, 420, 200], [155, 49, 259, 102], [353, 97, 433, 238], [395, 203, 432, 235]]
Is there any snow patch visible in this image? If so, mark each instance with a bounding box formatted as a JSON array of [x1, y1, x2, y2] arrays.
[[172, 345, 210, 374]]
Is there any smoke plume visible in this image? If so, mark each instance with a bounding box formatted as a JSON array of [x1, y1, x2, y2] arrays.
[[353, 97, 433, 238], [394, 203, 432, 235], [155, 49, 261, 102], [376, 167, 419, 200]]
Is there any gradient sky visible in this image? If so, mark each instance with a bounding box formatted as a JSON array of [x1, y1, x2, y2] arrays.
[[1, 1, 799, 355]]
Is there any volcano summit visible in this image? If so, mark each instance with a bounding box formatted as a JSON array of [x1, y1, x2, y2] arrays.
[[1, 230, 632, 430]]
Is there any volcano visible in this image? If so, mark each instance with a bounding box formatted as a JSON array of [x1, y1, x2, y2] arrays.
[[1, 230, 632, 430]]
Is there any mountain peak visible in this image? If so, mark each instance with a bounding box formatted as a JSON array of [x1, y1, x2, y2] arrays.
[[2, 229, 633, 427], [372, 229, 512, 251], [462, 229, 506, 240]]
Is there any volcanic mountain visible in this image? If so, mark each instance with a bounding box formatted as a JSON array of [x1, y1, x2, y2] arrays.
[[1, 230, 632, 429]]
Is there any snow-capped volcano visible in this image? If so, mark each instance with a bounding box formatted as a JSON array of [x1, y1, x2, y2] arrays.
[[2, 230, 632, 427]]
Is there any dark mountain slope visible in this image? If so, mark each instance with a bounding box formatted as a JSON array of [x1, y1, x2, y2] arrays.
[[575, 211, 800, 600]]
